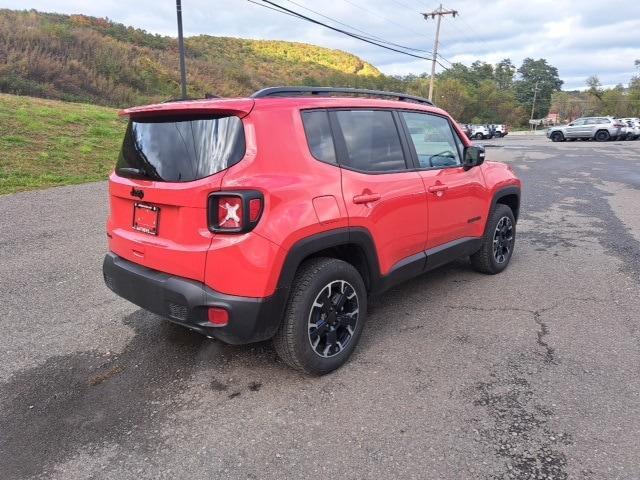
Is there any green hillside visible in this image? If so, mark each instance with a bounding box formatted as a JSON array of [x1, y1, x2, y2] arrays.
[[0, 94, 123, 194], [0, 9, 403, 107]]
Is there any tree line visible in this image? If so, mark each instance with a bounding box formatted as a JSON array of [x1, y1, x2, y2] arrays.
[[550, 62, 640, 122], [5, 8, 636, 127]]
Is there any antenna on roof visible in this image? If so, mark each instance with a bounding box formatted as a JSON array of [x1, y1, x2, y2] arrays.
[[176, 0, 188, 100]]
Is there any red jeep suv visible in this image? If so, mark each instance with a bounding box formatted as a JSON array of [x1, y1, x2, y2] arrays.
[[103, 87, 521, 374]]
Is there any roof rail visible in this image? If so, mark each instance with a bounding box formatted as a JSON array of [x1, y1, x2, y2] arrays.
[[250, 86, 434, 106]]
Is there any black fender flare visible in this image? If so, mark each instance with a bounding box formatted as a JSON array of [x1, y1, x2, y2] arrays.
[[488, 185, 521, 227], [275, 227, 381, 296]]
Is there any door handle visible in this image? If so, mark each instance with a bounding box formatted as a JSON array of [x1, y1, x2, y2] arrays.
[[353, 193, 381, 204], [427, 185, 448, 194]]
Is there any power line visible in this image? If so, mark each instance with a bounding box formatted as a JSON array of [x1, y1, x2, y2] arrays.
[[248, 0, 433, 61], [281, 0, 432, 54], [339, 0, 435, 42], [386, 0, 421, 12], [247, 0, 302, 19]]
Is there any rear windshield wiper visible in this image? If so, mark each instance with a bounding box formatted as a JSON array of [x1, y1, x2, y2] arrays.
[[116, 167, 148, 179]]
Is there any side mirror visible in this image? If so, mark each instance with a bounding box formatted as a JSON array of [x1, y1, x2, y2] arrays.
[[568, 123, 574, 126], [463, 145, 485, 171]]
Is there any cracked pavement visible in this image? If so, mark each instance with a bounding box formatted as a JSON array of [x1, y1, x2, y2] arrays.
[[1, 136, 639, 479]]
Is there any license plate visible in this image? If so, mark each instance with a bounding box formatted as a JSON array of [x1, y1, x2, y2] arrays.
[[132, 203, 159, 235]]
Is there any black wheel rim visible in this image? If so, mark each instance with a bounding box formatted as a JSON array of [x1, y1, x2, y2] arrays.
[[308, 280, 359, 358], [493, 216, 514, 264]]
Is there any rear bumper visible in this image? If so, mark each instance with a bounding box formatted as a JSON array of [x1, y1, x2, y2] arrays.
[[102, 253, 283, 344]]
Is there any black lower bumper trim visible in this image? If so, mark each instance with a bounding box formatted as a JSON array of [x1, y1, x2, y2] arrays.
[[102, 253, 284, 344]]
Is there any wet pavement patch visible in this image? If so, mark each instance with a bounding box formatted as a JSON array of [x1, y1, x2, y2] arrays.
[[0, 311, 214, 480]]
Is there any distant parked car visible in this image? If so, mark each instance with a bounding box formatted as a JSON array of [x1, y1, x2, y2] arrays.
[[629, 119, 640, 140], [457, 123, 472, 138], [618, 118, 640, 140], [491, 124, 508, 138], [471, 124, 491, 140], [546, 117, 623, 142], [616, 119, 631, 140]]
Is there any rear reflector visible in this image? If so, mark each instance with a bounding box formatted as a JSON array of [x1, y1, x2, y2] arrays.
[[249, 198, 262, 222], [208, 307, 229, 327]]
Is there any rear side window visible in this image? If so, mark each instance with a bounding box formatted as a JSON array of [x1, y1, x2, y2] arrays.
[[301, 110, 336, 164], [334, 110, 406, 172], [116, 115, 245, 182]]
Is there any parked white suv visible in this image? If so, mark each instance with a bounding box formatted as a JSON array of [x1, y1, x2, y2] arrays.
[[492, 124, 508, 138], [471, 124, 491, 140], [546, 117, 623, 142], [618, 118, 640, 140]]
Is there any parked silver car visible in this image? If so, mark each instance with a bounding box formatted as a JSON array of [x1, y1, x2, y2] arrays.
[[546, 117, 623, 142]]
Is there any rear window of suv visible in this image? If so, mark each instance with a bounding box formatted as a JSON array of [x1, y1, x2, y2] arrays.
[[116, 115, 246, 182]]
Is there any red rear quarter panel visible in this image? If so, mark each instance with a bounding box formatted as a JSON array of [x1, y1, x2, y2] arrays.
[[203, 102, 348, 298]]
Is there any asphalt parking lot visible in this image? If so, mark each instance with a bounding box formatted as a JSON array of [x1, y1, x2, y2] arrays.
[[1, 135, 639, 480]]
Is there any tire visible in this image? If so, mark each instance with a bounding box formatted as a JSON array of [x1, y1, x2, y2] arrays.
[[550, 131, 564, 142], [470, 204, 516, 275], [273, 257, 367, 375], [595, 130, 610, 142], [475, 132, 483, 140]]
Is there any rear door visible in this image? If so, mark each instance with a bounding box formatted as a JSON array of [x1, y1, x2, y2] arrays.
[[398, 111, 488, 249], [107, 114, 246, 281], [330, 109, 428, 275]]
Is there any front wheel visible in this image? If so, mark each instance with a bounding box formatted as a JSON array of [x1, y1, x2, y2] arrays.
[[550, 131, 564, 142], [273, 257, 367, 375], [470, 204, 516, 274], [475, 132, 484, 140]]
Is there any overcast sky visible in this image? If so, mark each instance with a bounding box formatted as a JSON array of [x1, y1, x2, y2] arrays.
[[2, 0, 639, 90]]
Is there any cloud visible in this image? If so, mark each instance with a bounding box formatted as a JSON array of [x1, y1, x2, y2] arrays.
[[2, 0, 639, 90]]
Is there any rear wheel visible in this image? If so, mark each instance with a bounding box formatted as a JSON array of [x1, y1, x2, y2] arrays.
[[550, 131, 564, 142], [470, 204, 516, 275], [273, 257, 367, 375], [595, 130, 610, 142], [475, 132, 484, 140]]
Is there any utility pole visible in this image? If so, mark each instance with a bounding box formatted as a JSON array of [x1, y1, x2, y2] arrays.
[[422, 4, 458, 102], [530, 81, 539, 121], [176, 0, 188, 99], [530, 81, 539, 131]]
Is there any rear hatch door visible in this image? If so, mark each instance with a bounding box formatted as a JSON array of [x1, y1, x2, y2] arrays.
[[107, 99, 252, 282]]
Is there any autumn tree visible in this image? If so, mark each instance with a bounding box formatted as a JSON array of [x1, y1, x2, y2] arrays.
[[514, 58, 563, 119]]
